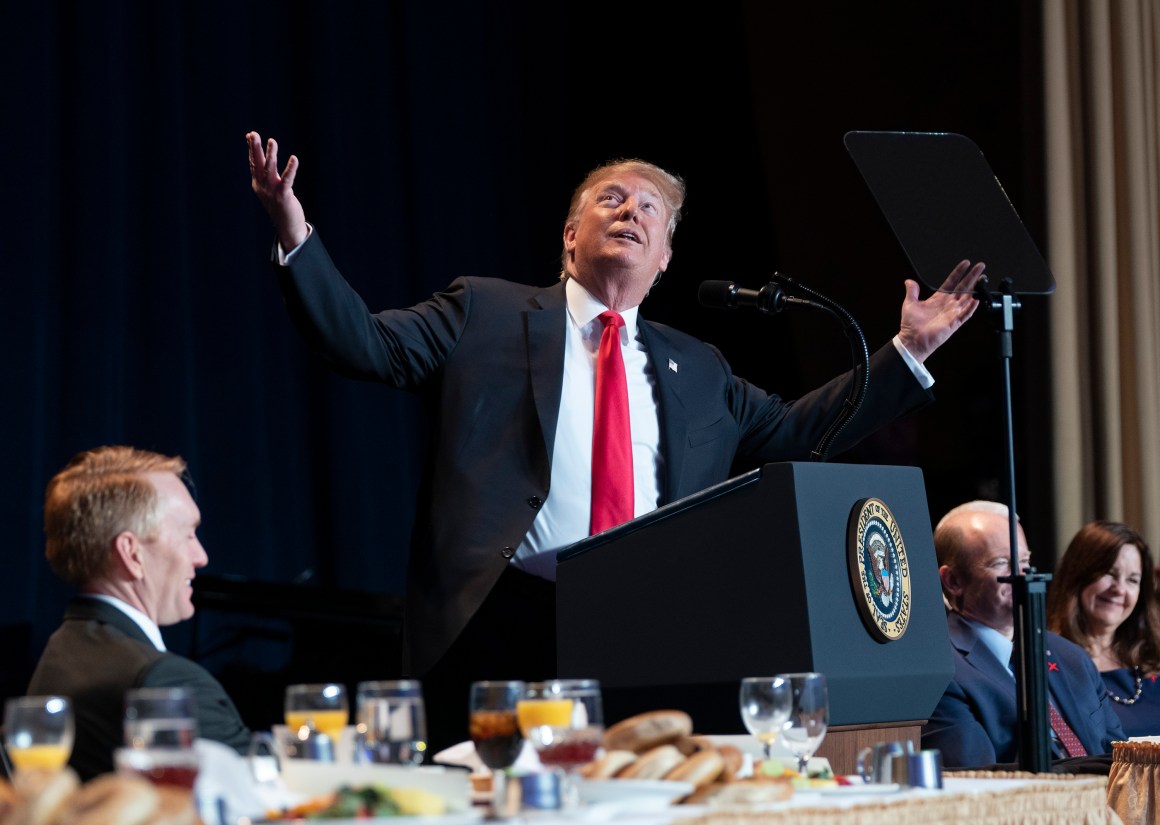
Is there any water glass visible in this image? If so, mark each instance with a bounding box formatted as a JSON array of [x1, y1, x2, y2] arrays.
[[355, 680, 426, 765], [777, 672, 828, 775], [739, 676, 791, 760], [121, 687, 199, 788], [124, 687, 197, 749], [3, 695, 74, 772]]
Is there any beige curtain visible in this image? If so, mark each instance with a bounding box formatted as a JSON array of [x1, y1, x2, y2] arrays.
[[1043, 0, 1160, 557]]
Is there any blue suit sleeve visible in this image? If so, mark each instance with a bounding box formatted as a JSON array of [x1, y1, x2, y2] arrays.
[[922, 676, 1001, 768]]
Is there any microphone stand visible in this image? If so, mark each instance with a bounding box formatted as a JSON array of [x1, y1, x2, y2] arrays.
[[770, 273, 871, 461], [699, 275, 871, 461], [975, 275, 1053, 773]]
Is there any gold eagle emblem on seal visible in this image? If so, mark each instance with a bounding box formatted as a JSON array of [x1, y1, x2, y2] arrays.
[[847, 497, 911, 642]]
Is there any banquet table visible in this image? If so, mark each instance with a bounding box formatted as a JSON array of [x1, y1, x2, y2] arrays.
[[199, 736, 1127, 825], [519, 774, 1120, 825]]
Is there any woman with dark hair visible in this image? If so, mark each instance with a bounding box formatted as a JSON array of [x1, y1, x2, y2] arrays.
[[1047, 520, 1160, 736]]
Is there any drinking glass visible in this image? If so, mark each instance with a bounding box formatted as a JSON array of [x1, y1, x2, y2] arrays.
[[777, 672, 828, 775], [517, 682, 574, 738], [114, 746, 200, 790], [355, 680, 426, 765], [124, 687, 197, 749], [121, 687, 200, 788], [738, 676, 791, 760], [524, 679, 603, 809], [284, 683, 349, 739], [469, 681, 526, 818], [3, 696, 74, 772]]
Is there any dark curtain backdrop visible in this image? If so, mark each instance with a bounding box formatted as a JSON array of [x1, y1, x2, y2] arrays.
[[2, 0, 1051, 722]]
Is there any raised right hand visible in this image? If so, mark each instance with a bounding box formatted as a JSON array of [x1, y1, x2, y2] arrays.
[[246, 131, 309, 250]]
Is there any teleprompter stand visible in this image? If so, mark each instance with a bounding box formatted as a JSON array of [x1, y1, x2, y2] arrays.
[[845, 130, 1057, 772]]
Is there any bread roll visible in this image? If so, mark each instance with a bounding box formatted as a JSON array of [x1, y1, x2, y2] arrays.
[[0, 779, 21, 821], [663, 748, 724, 789], [681, 782, 725, 806], [717, 745, 744, 782], [578, 750, 637, 780], [59, 774, 158, 825], [146, 787, 197, 825], [603, 711, 693, 754], [616, 745, 685, 780], [673, 735, 716, 756], [11, 768, 80, 825]]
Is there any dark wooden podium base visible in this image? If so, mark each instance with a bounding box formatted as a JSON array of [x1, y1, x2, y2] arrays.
[[814, 720, 923, 776]]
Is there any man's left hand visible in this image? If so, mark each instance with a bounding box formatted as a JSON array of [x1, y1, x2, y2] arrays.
[[897, 259, 985, 363]]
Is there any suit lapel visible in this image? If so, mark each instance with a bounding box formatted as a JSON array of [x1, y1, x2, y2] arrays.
[[949, 612, 1015, 687], [526, 283, 568, 464], [66, 596, 156, 648], [952, 615, 1098, 751], [638, 321, 686, 503]]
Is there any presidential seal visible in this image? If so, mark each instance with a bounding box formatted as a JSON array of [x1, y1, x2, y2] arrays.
[[847, 497, 911, 643]]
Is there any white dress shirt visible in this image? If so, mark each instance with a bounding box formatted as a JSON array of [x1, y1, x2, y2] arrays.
[[512, 278, 662, 580]]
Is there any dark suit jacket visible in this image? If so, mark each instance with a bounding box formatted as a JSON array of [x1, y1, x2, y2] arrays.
[[921, 611, 1126, 767], [276, 231, 933, 674], [26, 597, 250, 780]]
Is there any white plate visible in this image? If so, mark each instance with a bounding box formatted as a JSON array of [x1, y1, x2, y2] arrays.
[[260, 814, 483, 825], [816, 782, 902, 796], [576, 778, 694, 807], [279, 762, 467, 807]]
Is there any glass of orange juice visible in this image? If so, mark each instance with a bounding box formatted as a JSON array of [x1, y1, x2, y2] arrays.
[[284, 683, 348, 739], [517, 681, 575, 737], [3, 695, 74, 772]]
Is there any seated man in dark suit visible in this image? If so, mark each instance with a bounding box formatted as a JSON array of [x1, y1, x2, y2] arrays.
[[27, 445, 250, 780], [922, 500, 1125, 767]]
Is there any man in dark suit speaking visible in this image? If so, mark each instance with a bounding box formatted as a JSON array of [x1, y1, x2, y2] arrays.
[[246, 132, 983, 749], [27, 446, 251, 780]]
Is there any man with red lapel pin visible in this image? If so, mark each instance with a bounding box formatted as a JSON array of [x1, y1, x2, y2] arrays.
[[924, 500, 1125, 767]]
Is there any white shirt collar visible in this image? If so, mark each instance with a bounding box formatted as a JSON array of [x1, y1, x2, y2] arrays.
[[564, 278, 640, 338], [83, 593, 167, 651]]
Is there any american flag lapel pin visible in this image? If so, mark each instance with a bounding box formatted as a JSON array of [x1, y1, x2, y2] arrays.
[[668, 358, 678, 373]]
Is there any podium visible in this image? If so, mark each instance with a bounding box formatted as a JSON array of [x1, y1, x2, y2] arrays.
[[556, 462, 953, 773]]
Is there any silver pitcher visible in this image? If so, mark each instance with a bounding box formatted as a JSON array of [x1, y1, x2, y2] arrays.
[[855, 739, 914, 783]]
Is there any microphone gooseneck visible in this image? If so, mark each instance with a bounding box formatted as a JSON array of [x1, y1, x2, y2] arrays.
[[769, 272, 870, 462], [697, 274, 871, 462]]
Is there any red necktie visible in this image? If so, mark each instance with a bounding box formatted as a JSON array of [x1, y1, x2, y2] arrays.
[[1009, 650, 1088, 758], [590, 311, 633, 535], [1047, 701, 1088, 757]]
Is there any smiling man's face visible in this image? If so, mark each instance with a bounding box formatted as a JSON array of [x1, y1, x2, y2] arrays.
[[134, 472, 207, 626], [564, 171, 673, 310]]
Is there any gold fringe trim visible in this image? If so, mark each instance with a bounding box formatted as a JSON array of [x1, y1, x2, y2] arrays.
[[1107, 740, 1160, 825], [681, 775, 1121, 825]]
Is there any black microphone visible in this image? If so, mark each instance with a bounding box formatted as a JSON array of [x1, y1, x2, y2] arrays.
[[698, 273, 871, 463], [698, 280, 787, 314]]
